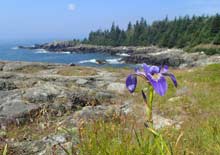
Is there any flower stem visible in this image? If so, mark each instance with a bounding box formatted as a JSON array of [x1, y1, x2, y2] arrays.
[[149, 86, 154, 127], [145, 86, 154, 128]]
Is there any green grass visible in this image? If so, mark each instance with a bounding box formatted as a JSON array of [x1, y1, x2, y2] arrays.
[[1, 64, 220, 155], [74, 120, 172, 155], [70, 64, 220, 155]]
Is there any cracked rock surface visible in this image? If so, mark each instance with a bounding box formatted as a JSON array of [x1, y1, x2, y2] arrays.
[[0, 61, 180, 154]]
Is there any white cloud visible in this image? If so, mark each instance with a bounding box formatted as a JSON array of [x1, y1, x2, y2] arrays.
[[68, 3, 76, 11]]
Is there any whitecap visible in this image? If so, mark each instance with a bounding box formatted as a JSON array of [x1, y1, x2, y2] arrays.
[[61, 51, 71, 54], [35, 49, 49, 53], [79, 59, 97, 64], [116, 53, 130, 57], [106, 58, 124, 64], [54, 51, 71, 54], [11, 46, 19, 50]]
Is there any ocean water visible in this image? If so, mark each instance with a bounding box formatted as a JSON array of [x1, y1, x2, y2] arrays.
[[0, 39, 133, 67]]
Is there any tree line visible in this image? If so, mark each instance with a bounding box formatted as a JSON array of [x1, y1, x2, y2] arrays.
[[81, 14, 220, 54]]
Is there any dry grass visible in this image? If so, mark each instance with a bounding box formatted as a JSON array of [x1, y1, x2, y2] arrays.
[[75, 64, 220, 155], [1, 64, 220, 154], [15, 65, 48, 74], [57, 66, 97, 76]]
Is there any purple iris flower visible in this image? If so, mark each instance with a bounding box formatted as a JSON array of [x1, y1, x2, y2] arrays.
[[126, 64, 177, 96]]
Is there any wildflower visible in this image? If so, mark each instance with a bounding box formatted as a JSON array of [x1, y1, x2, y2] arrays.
[[126, 64, 177, 96]]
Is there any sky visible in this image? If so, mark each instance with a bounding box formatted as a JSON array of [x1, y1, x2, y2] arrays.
[[0, 0, 220, 40]]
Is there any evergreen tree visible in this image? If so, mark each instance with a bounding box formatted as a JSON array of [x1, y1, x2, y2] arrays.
[[213, 32, 220, 45], [86, 14, 220, 50], [211, 14, 220, 34]]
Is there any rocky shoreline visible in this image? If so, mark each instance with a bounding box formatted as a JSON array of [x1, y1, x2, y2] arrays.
[[19, 41, 220, 67]]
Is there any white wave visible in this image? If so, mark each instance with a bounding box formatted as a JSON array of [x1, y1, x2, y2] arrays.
[[54, 51, 71, 54], [78, 58, 124, 65], [11, 46, 19, 50], [106, 58, 124, 64], [79, 59, 97, 64], [29, 45, 35, 48], [61, 51, 71, 54], [35, 49, 49, 53], [116, 53, 130, 57]]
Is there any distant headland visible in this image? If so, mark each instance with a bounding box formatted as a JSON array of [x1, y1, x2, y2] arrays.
[[19, 41, 220, 68]]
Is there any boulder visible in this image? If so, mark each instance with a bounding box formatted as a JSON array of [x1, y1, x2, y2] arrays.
[[0, 62, 5, 71], [0, 90, 41, 127], [12, 133, 75, 155], [70, 91, 100, 109], [75, 79, 88, 85], [96, 59, 107, 64], [74, 105, 119, 121], [3, 62, 32, 72], [23, 83, 62, 103], [95, 92, 115, 101], [73, 101, 179, 129], [69, 63, 76, 66], [107, 82, 126, 94], [0, 80, 17, 91]]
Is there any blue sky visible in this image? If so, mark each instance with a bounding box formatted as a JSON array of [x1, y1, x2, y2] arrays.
[[0, 0, 220, 40]]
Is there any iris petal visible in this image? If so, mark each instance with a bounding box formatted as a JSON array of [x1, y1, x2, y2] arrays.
[[134, 67, 139, 73], [149, 66, 160, 74], [147, 73, 168, 96], [163, 73, 178, 87], [135, 67, 146, 77], [126, 64, 176, 96], [126, 74, 137, 93], [142, 63, 151, 74], [162, 65, 169, 73]]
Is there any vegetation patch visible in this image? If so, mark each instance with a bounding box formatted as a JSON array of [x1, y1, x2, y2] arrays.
[[188, 44, 220, 55], [73, 64, 220, 155], [15, 65, 48, 74], [57, 66, 97, 76], [75, 120, 171, 155]]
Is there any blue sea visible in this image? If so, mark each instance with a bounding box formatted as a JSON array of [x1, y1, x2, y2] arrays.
[[0, 39, 133, 67]]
